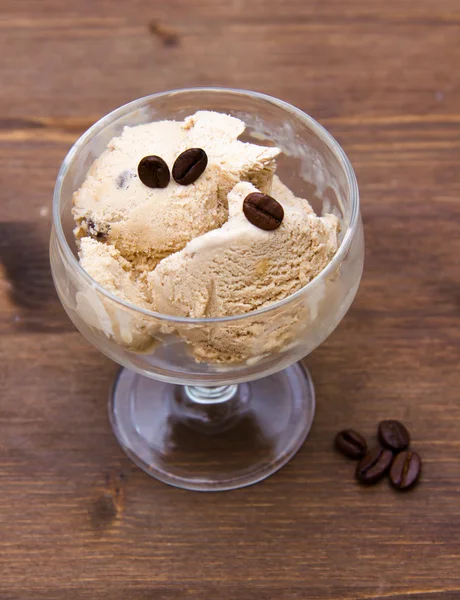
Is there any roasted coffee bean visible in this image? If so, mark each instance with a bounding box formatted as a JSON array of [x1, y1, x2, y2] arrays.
[[378, 420, 410, 452], [138, 155, 170, 188], [243, 192, 284, 230], [356, 446, 393, 484], [390, 451, 421, 490], [335, 429, 368, 459], [172, 148, 208, 185]]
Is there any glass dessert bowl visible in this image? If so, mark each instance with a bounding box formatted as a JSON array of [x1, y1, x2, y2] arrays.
[[50, 88, 364, 491]]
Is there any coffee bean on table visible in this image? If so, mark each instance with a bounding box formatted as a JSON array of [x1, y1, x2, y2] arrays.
[[378, 420, 410, 452], [243, 193, 284, 231], [390, 451, 421, 490], [335, 429, 368, 459], [172, 148, 208, 185], [356, 446, 394, 484], [138, 155, 170, 188]]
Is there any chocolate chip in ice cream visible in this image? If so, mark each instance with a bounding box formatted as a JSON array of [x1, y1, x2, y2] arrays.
[[116, 170, 134, 189], [172, 148, 208, 185], [243, 192, 284, 230], [86, 219, 108, 241], [138, 155, 170, 188]]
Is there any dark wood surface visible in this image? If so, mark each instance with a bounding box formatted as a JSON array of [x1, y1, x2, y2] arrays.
[[1, 0, 460, 598]]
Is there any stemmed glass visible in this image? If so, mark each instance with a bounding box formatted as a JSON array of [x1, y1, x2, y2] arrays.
[[50, 88, 364, 491]]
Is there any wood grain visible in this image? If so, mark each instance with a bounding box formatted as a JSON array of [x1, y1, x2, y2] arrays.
[[1, 0, 460, 598]]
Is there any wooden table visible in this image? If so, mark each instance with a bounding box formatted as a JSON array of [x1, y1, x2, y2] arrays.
[[1, 0, 459, 598]]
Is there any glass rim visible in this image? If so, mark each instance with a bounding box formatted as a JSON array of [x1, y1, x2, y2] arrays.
[[53, 86, 360, 325]]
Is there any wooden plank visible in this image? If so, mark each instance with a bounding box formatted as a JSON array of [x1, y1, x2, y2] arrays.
[[0, 0, 460, 598]]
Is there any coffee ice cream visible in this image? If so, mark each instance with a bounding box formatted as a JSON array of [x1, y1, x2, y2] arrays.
[[72, 110, 340, 362], [73, 111, 279, 275], [150, 178, 338, 318]]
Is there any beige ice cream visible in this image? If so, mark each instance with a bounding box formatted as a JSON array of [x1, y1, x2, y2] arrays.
[[150, 178, 338, 318], [79, 238, 150, 309], [73, 111, 279, 274], [73, 110, 340, 362], [148, 177, 339, 363]]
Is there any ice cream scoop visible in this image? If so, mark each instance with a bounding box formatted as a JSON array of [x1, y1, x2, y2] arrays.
[[149, 178, 339, 318], [73, 111, 280, 275]]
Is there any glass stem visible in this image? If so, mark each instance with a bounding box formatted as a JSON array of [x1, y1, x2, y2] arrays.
[[173, 384, 249, 435], [185, 385, 238, 404]]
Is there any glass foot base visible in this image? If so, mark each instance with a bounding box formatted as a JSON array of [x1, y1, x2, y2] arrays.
[[109, 363, 315, 492]]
